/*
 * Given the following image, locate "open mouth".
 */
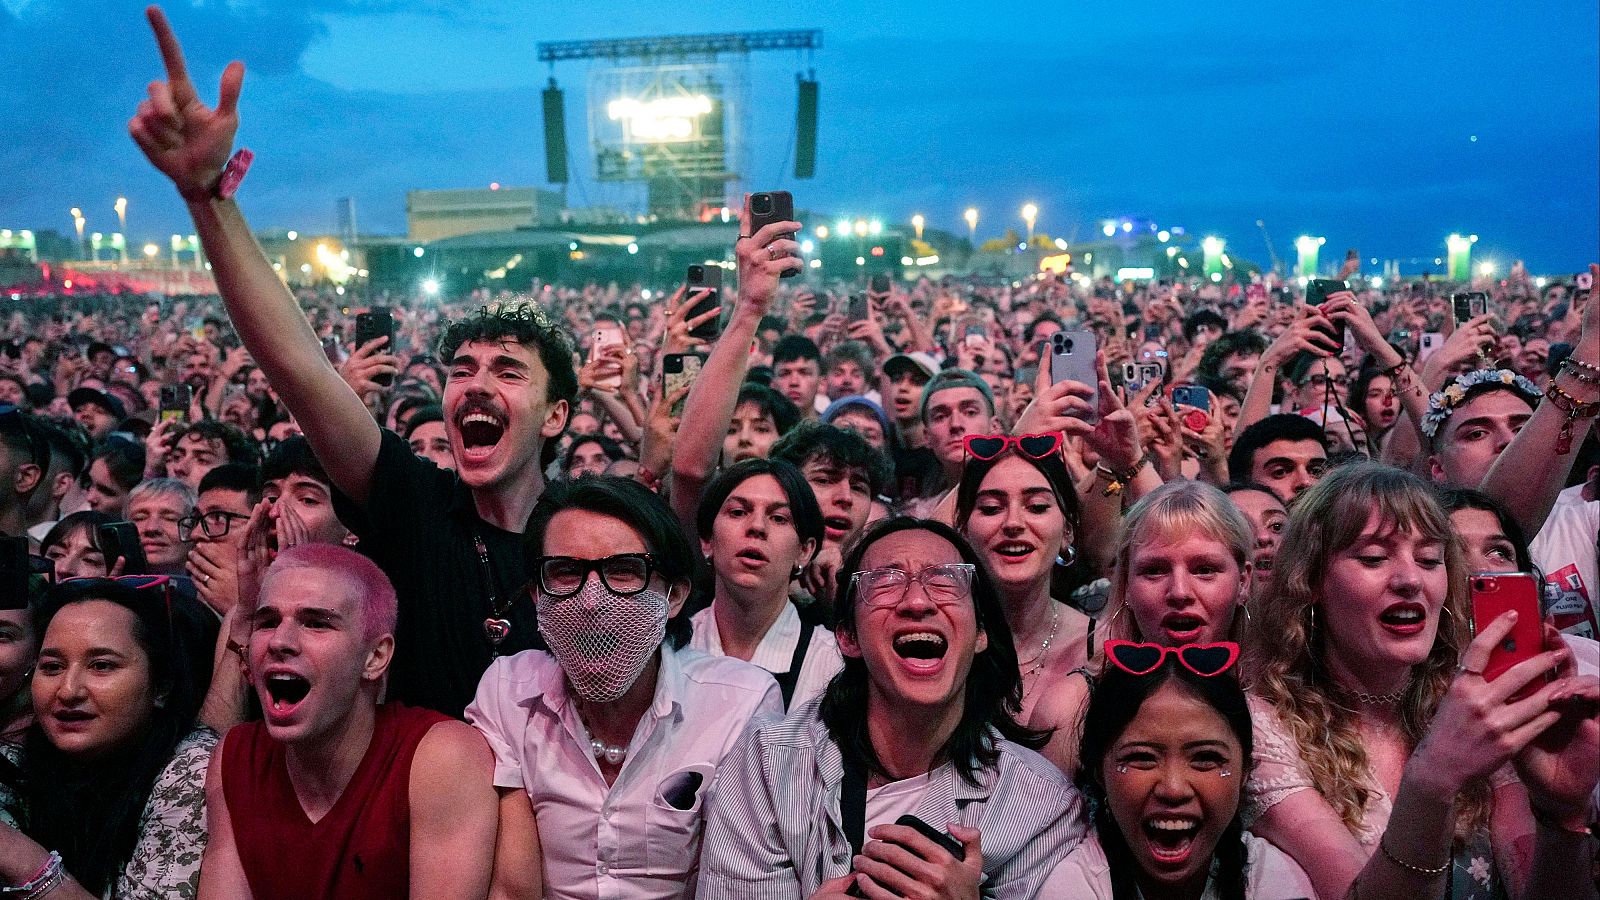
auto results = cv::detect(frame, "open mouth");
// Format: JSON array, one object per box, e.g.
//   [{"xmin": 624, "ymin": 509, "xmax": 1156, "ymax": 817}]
[
  {"xmin": 1255, "ymin": 552, "xmax": 1274, "ymax": 573},
  {"xmin": 1379, "ymin": 602, "xmax": 1427, "ymax": 635},
  {"xmin": 823, "ymin": 517, "xmax": 853, "ymax": 542},
  {"xmin": 52, "ymin": 709, "xmax": 95, "ymax": 728},
  {"xmin": 457, "ymin": 409, "xmax": 506, "ymax": 453},
  {"xmin": 893, "ymin": 631, "xmax": 948, "ymax": 672},
  {"xmin": 1142, "ymin": 817, "xmax": 1200, "ymax": 865},
  {"xmin": 264, "ymin": 673, "xmax": 312, "ymax": 715},
  {"xmin": 992, "ymin": 541, "xmax": 1035, "ymax": 561},
  {"xmin": 734, "ymin": 547, "xmax": 769, "ymax": 566},
  {"xmin": 1160, "ymin": 612, "xmax": 1206, "ymax": 642}
]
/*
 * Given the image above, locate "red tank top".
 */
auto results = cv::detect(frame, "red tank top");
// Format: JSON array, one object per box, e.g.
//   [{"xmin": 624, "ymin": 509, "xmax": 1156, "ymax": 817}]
[{"xmin": 221, "ymin": 703, "xmax": 449, "ymax": 900}]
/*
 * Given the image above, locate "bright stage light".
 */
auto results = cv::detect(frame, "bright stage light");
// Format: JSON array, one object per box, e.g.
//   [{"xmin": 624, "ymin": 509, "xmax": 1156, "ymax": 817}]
[
  {"xmin": 607, "ymin": 94, "xmax": 713, "ymax": 141},
  {"xmin": 422, "ymin": 278, "xmax": 441, "ymax": 296}
]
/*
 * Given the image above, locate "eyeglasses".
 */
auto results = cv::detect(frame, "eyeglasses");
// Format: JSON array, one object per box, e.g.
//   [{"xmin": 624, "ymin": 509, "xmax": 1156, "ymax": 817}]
[
  {"xmin": 1104, "ymin": 640, "xmax": 1240, "ymax": 677},
  {"xmin": 963, "ymin": 433, "xmax": 1061, "ymax": 461},
  {"xmin": 851, "ymin": 563, "xmax": 976, "ymax": 609},
  {"xmin": 1304, "ymin": 374, "xmax": 1350, "ymax": 389},
  {"xmin": 177, "ymin": 511, "xmax": 252, "ymax": 542},
  {"xmin": 534, "ymin": 554, "xmax": 656, "ymax": 598}
]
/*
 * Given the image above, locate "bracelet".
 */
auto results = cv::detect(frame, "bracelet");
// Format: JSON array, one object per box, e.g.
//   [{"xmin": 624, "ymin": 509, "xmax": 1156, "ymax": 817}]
[
  {"xmin": 1094, "ymin": 454, "xmax": 1149, "ymax": 497},
  {"xmin": 226, "ymin": 638, "xmax": 247, "ymax": 659},
  {"xmin": 1563, "ymin": 356, "xmax": 1600, "ymax": 377},
  {"xmin": 1545, "ymin": 381, "xmax": 1600, "ymax": 455},
  {"xmin": 1, "ymin": 851, "xmax": 63, "ymax": 898},
  {"xmin": 1559, "ymin": 358, "xmax": 1600, "ymax": 386},
  {"xmin": 1377, "ymin": 837, "xmax": 1449, "ymax": 877}
]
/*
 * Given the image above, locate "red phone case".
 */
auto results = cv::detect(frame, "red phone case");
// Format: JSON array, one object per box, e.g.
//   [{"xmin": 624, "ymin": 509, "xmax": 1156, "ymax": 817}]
[{"xmin": 1469, "ymin": 573, "xmax": 1546, "ymax": 696}]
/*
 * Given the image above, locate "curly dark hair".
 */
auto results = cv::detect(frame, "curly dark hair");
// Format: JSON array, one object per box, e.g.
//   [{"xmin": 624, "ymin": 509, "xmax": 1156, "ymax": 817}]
[{"xmin": 436, "ymin": 302, "xmax": 579, "ymax": 409}]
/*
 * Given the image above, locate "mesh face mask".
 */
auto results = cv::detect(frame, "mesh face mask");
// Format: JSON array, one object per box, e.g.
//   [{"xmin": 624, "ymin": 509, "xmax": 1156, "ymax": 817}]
[{"xmin": 537, "ymin": 578, "xmax": 667, "ymax": 703}]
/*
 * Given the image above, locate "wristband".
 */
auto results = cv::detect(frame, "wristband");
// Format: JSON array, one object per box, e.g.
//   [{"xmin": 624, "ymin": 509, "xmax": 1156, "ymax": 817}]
[
  {"xmin": 214, "ymin": 148, "xmax": 254, "ymax": 200},
  {"xmin": 1377, "ymin": 837, "xmax": 1449, "ymax": 877}
]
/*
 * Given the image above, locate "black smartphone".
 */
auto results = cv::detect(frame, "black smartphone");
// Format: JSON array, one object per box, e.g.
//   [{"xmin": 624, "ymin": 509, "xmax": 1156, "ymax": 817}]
[
  {"xmin": 847, "ymin": 293, "xmax": 871, "ymax": 323},
  {"xmin": 749, "ymin": 191, "xmax": 798, "ymax": 279},
  {"xmin": 1305, "ymin": 278, "xmax": 1348, "ymax": 307},
  {"xmin": 159, "ymin": 384, "xmax": 192, "ymax": 423},
  {"xmin": 685, "ymin": 265, "xmax": 724, "ymax": 342},
  {"xmin": 869, "ymin": 273, "xmax": 891, "ymax": 294},
  {"xmin": 1453, "ymin": 291, "xmax": 1488, "ymax": 325},
  {"xmin": 355, "ymin": 308, "xmax": 396, "ymax": 387},
  {"xmin": 98, "ymin": 521, "xmax": 147, "ymax": 576},
  {"xmin": 894, "ymin": 815, "xmax": 966, "ymax": 861}
]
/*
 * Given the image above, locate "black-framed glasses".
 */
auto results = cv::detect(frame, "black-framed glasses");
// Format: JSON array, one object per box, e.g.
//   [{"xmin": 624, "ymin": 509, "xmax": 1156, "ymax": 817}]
[
  {"xmin": 534, "ymin": 554, "xmax": 656, "ymax": 598},
  {"xmin": 850, "ymin": 563, "xmax": 976, "ymax": 609},
  {"xmin": 178, "ymin": 511, "xmax": 252, "ymax": 542}
]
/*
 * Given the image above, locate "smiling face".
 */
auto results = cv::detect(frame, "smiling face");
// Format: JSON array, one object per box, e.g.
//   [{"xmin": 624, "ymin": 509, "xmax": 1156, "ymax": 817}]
[
  {"xmin": 1449, "ymin": 508, "xmax": 1520, "ymax": 575},
  {"xmin": 798, "ymin": 457, "xmax": 870, "ymax": 548},
  {"xmin": 1227, "ymin": 489, "xmax": 1286, "ymax": 579},
  {"xmin": 1319, "ymin": 514, "xmax": 1449, "ymax": 677},
  {"xmin": 703, "ymin": 474, "xmax": 813, "ymax": 599},
  {"xmin": 838, "ymin": 529, "xmax": 988, "ymax": 714},
  {"xmin": 34, "ymin": 600, "xmax": 158, "ymax": 760},
  {"xmin": 963, "ymin": 455, "xmax": 1069, "ymax": 597},
  {"xmin": 129, "ymin": 491, "xmax": 192, "ymax": 575},
  {"xmin": 723, "ymin": 401, "xmax": 780, "ymax": 464},
  {"xmin": 444, "ymin": 339, "xmax": 568, "ymax": 491},
  {"xmin": 1429, "ymin": 390, "xmax": 1533, "ymax": 488},
  {"xmin": 1103, "ymin": 681, "xmax": 1242, "ymax": 893},
  {"xmin": 1124, "ymin": 525, "xmax": 1247, "ymax": 646},
  {"xmin": 251, "ymin": 565, "xmax": 390, "ymax": 744}
]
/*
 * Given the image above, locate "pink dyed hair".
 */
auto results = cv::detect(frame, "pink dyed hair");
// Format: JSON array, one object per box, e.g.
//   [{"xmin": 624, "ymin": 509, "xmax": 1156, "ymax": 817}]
[{"xmin": 261, "ymin": 543, "xmax": 397, "ymax": 642}]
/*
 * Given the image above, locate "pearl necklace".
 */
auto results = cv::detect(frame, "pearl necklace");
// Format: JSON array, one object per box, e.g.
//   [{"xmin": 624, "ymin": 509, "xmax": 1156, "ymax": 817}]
[
  {"xmin": 1019, "ymin": 603, "xmax": 1061, "ymax": 692},
  {"xmin": 589, "ymin": 737, "xmax": 628, "ymax": 766}
]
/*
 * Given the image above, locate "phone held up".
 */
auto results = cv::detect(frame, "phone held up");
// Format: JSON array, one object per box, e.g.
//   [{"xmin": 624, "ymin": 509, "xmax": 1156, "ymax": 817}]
[
  {"xmin": 661, "ymin": 352, "xmax": 705, "ymax": 417},
  {"xmin": 749, "ymin": 191, "xmax": 798, "ymax": 279},
  {"xmin": 1469, "ymin": 572, "xmax": 1548, "ymax": 700},
  {"xmin": 159, "ymin": 384, "xmax": 192, "ymax": 423},
  {"xmin": 98, "ymin": 521, "xmax": 148, "ymax": 576},
  {"xmin": 354, "ymin": 307, "xmax": 396, "ymax": 387},
  {"xmin": 1452, "ymin": 291, "xmax": 1489, "ymax": 327},
  {"xmin": 684, "ymin": 265, "xmax": 723, "ymax": 342},
  {"xmin": 1049, "ymin": 331, "xmax": 1099, "ymax": 423}
]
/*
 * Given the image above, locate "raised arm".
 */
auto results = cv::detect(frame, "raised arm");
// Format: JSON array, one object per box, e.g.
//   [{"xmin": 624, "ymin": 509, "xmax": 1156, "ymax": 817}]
[
  {"xmin": 1234, "ymin": 308, "xmax": 1340, "ymax": 434},
  {"xmin": 129, "ymin": 6, "xmax": 380, "ymax": 505},
  {"xmin": 1481, "ymin": 264, "xmax": 1600, "ymax": 536},
  {"xmin": 669, "ymin": 199, "xmax": 802, "ymax": 526}
]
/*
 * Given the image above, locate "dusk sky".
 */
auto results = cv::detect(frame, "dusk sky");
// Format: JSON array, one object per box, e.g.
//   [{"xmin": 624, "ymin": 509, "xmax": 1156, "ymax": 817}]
[{"xmin": 4, "ymin": 0, "xmax": 1596, "ymax": 273}]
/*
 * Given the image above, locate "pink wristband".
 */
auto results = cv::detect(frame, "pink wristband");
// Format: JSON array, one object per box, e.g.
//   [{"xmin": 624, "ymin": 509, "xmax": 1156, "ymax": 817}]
[{"xmin": 215, "ymin": 148, "xmax": 253, "ymax": 200}]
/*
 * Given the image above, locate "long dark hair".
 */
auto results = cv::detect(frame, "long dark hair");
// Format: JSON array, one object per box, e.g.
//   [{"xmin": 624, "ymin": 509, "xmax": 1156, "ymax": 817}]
[
  {"xmin": 952, "ymin": 445, "xmax": 1086, "ymax": 594},
  {"xmin": 20, "ymin": 578, "xmax": 217, "ymax": 894},
  {"xmin": 820, "ymin": 517, "xmax": 1048, "ymax": 785},
  {"xmin": 1077, "ymin": 663, "xmax": 1253, "ymax": 900}
]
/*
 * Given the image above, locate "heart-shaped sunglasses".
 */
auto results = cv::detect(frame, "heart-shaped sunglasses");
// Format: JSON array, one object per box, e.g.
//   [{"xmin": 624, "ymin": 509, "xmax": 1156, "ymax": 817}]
[
  {"xmin": 1103, "ymin": 640, "xmax": 1240, "ymax": 677},
  {"xmin": 962, "ymin": 433, "xmax": 1062, "ymax": 461}
]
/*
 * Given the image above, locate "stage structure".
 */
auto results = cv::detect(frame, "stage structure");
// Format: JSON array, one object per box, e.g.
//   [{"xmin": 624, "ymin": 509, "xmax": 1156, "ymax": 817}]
[{"xmin": 537, "ymin": 30, "xmax": 821, "ymax": 222}]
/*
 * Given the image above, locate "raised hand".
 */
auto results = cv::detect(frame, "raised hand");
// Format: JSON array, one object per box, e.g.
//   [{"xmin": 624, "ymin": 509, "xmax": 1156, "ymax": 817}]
[
  {"xmin": 734, "ymin": 195, "xmax": 802, "ymax": 316},
  {"xmin": 128, "ymin": 6, "xmax": 245, "ymax": 202}
]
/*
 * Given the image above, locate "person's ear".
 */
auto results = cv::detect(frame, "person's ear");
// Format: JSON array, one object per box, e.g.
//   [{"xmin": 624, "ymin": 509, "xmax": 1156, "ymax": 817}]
[
  {"xmin": 974, "ymin": 627, "xmax": 989, "ymax": 655},
  {"xmin": 13, "ymin": 463, "xmax": 41, "ymax": 496},
  {"xmin": 1426, "ymin": 453, "xmax": 1446, "ymax": 484},
  {"xmin": 540, "ymin": 398, "xmax": 570, "ymax": 442},
  {"xmin": 836, "ymin": 625, "xmax": 862, "ymax": 659},
  {"xmin": 666, "ymin": 579, "xmax": 692, "ymax": 619},
  {"xmin": 1239, "ymin": 560, "xmax": 1254, "ymax": 602},
  {"xmin": 363, "ymin": 634, "xmax": 395, "ymax": 682},
  {"xmin": 801, "ymin": 538, "xmax": 819, "ymax": 568},
  {"xmin": 700, "ymin": 538, "xmax": 713, "ymax": 561}
]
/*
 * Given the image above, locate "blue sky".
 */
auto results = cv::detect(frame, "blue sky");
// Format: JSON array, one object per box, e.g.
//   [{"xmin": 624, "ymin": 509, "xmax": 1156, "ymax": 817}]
[{"xmin": 3, "ymin": 0, "xmax": 1596, "ymax": 273}]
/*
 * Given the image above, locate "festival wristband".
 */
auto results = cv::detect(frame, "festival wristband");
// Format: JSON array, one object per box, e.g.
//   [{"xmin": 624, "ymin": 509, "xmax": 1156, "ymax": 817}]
[{"xmin": 215, "ymin": 148, "xmax": 254, "ymax": 200}]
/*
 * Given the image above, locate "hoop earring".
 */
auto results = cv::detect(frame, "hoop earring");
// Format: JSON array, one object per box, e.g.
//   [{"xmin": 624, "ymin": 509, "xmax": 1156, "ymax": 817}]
[
  {"xmin": 1056, "ymin": 545, "xmax": 1077, "ymax": 567},
  {"xmin": 791, "ymin": 565, "xmax": 804, "ymax": 581}
]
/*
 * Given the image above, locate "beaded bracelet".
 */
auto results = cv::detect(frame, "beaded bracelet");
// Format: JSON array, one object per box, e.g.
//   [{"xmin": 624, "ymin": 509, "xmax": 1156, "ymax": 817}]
[
  {"xmin": 1559, "ymin": 357, "xmax": 1600, "ymax": 386},
  {"xmin": 1094, "ymin": 454, "xmax": 1150, "ymax": 497},
  {"xmin": 1378, "ymin": 838, "xmax": 1449, "ymax": 877}
]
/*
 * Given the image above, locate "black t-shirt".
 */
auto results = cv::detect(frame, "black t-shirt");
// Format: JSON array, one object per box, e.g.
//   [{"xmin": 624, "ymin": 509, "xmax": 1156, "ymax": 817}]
[
  {"xmin": 333, "ymin": 429, "xmax": 540, "ymax": 717},
  {"xmin": 891, "ymin": 445, "xmax": 942, "ymax": 505}
]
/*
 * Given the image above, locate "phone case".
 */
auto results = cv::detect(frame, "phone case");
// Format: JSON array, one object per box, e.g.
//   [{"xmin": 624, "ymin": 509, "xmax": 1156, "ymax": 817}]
[
  {"xmin": 1049, "ymin": 331, "xmax": 1099, "ymax": 423},
  {"xmin": 662, "ymin": 353, "xmax": 704, "ymax": 413},
  {"xmin": 1469, "ymin": 572, "xmax": 1547, "ymax": 696},
  {"xmin": 685, "ymin": 267, "xmax": 723, "ymax": 341},
  {"xmin": 894, "ymin": 815, "xmax": 965, "ymax": 860},
  {"xmin": 749, "ymin": 192, "xmax": 798, "ymax": 279},
  {"xmin": 1172, "ymin": 385, "xmax": 1210, "ymax": 411}
]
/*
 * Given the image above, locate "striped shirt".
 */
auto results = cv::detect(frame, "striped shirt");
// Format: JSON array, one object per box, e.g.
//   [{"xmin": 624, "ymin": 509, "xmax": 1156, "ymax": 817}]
[{"xmin": 696, "ymin": 697, "xmax": 1087, "ymax": 899}]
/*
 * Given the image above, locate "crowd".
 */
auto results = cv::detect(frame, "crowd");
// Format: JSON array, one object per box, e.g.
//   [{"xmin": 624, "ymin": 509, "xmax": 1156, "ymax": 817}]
[{"xmin": 0, "ymin": 7, "xmax": 1596, "ymax": 900}]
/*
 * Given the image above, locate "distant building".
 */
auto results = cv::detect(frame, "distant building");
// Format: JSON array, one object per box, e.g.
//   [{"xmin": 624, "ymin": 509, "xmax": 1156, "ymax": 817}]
[{"xmin": 406, "ymin": 187, "xmax": 564, "ymax": 242}]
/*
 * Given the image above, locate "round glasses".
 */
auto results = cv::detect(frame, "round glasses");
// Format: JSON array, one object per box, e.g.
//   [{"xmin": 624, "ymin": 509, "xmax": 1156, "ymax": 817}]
[
  {"xmin": 850, "ymin": 563, "xmax": 976, "ymax": 609},
  {"xmin": 534, "ymin": 554, "xmax": 655, "ymax": 598}
]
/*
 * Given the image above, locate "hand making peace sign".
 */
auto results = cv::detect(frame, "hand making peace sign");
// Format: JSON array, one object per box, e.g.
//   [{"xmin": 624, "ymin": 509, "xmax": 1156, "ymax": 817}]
[{"xmin": 128, "ymin": 6, "xmax": 246, "ymax": 202}]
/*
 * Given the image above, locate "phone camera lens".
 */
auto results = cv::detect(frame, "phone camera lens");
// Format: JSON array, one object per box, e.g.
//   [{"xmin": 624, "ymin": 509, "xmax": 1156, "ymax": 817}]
[{"xmin": 1063, "ymin": 339, "xmax": 1074, "ymax": 352}]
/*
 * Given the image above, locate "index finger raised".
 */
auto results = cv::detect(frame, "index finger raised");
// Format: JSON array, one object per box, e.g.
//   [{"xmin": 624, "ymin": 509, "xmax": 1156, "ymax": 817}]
[{"xmin": 146, "ymin": 7, "xmax": 195, "ymax": 92}]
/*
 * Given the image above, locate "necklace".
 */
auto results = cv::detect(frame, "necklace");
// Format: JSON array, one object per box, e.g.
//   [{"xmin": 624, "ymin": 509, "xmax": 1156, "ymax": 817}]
[
  {"xmin": 474, "ymin": 531, "xmax": 514, "ymax": 653},
  {"xmin": 588, "ymin": 737, "xmax": 628, "ymax": 766},
  {"xmin": 1019, "ymin": 603, "xmax": 1061, "ymax": 688},
  {"xmin": 1337, "ymin": 683, "xmax": 1406, "ymax": 706}
]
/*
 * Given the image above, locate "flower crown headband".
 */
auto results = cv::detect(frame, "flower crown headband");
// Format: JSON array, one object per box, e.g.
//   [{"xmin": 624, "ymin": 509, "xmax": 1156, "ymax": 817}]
[{"xmin": 1420, "ymin": 368, "xmax": 1541, "ymax": 439}]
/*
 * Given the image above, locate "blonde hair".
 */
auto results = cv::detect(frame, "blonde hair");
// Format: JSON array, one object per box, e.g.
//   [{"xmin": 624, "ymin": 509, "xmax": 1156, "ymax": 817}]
[
  {"xmin": 1246, "ymin": 461, "xmax": 1490, "ymax": 836},
  {"xmin": 1101, "ymin": 480, "xmax": 1254, "ymax": 646}
]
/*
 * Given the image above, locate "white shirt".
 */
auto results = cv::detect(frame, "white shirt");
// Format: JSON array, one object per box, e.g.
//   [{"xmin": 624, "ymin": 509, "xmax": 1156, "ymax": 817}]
[
  {"xmin": 466, "ymin": 644, "xmax": 782, "ymax": 900},
  {"xmin": 690, "ymin": 602, "xmax": 844, "ymax": 711},
  {"xmin": 865, "ymin": 767, "xmax": 936, "ymax": 833},
  {"xmin": 1041, "ymin": 830, "xmax": 1316, "ymax": 899},
  {"xmin": 1531, "ymin": 484, "xmax": 1600, "ymax": 640}
]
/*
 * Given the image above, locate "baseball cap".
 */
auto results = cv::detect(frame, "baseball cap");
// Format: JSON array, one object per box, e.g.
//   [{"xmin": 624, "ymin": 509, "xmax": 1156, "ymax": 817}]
[
  {"xmin": 883, "ymin": 351, "xmax": 938, "ymax": 381},
  {"xmin": 919, "ymin": 368, "xmax": 995, "ymax": 422}
]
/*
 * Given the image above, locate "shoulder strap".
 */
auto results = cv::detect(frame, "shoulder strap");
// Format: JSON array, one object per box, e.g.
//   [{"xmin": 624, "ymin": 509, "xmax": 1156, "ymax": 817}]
[
  {"xmin": 775, "ymin": 619, "xmax": 817, "ymax": 708},
  {"xmin": 840, "ymin": 749, "xmax": 868, "ymax": 858}
]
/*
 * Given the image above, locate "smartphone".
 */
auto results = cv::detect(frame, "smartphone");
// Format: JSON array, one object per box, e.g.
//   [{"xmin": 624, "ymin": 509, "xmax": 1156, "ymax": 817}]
[
  {"xmin": 1172, "ymin": 384, "xmax": 1210, "ymax": 412},
  {"xmin": 159, "ymin": 384, "xmax": 192, "ymax": 423},
  {"xmin": 98, "ymin": 521, "xmax": 148, "ymax": 576},
  {"xmin": 847, "ymin": 293, "xmax": 871, "ymax": 323},
  {"xmin": 589, "ymin": 328, "xmax": 624, "ymax": 392},
  {"xmin": 1270, "ymin": 288, "xmax": 1290, "ymax": 307},
  {"xmin": 1577, "ymin": 272, "xmax": 1594, "ymax": 291},
  {"xmin": 685, "ymin": 265, "xmax": 723, "ymax": 342},
  {"xmin": 1418, "ymin": 331, "xmax": 1444, "ymax": 365},
  {"xmin": 1122, "ymin": 362, "xmax": 1165, "ymax": 397},
  {"xmin": 894, "ymin": 815, "xmax": 966, "ymax": 861},
  {"xmin": 1453, "ymin": 291, "xmax": 1489, "ymax": 326},
  {"xmin": 963, "ymin": 324, "xmax": 986, "ymax": 349},
  {"xmin": 1305, "ymin": 278, "xmax": 1348, "ymax": 307},
  {"xmin": 1469, "ymin": 572, "xmax": 1549, "ymax": 699},
  {"xmin": 870, "ymin": 273, "xmax": 891, "ymax": 294},
  {"xmin": 354, "ymin": 308, "xmax": 396, "ymax": 387},
  {"xmin": 749, "ymin": 191, "xmax": 798, "ymax": 279},
  {"xmin": 1049, "ymin": 331, "xmax": 1099, "ymax": 422},
  {"xmin": 661, "ymin": 352, "xmax": 705, "ymax": 416}
]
